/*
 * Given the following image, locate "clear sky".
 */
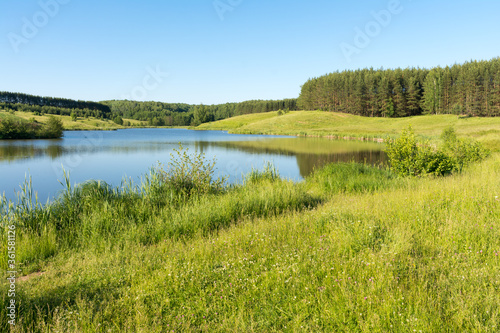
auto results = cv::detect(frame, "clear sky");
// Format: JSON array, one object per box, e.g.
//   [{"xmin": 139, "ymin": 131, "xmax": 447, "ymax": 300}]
[{"xmin": 1, "ymin": 0, "xmax": 499, "ymax": 105}]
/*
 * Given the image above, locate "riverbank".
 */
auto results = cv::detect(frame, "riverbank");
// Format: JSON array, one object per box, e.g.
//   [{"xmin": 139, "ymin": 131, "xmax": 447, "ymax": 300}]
[{"xmin": 196, "ymin": 111, "xmax": 500, "ymax": 151}]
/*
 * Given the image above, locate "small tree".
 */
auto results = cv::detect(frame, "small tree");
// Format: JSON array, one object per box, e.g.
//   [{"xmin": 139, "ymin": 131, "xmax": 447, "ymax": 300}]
[
  {"xmin": 44, "ymin": 116, "xmax": 64, "ymax": 139},
  {"xmin": 113, "ymin": 116, "xmax": 124, "ymax": 125},
  {"xmin": 384, "ymin": 126, "xmax": 423, "ymax": 176}
]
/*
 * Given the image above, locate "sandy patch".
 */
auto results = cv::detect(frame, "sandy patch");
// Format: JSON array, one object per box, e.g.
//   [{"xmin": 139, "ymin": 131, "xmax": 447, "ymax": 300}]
[{"xmin": 19, "ymin": 271, "xmax": 45, "ymax": 282}]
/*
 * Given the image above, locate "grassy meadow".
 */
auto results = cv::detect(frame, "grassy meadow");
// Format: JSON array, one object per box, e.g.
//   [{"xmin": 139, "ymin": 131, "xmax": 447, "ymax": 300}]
[
  {"xmin": 0, "ymin": 110, "xmax": 146, "ymax": 131},
  {"xmin": 1, "ymin": 136, "xmax": 499, "ymax": 331},
  {"xmin": 197, "ymin": 111, "xmax": 500, "ymax": 151}
]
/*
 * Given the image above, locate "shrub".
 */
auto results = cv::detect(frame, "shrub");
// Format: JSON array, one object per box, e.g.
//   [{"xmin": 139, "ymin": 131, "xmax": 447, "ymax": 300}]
[
  {"xmin": 440, "ymin": 126, "xmax": 490, "ymax": 172},
  {"xmin": 386, "ymin": 126, "xmax": 490, "ymax": 177},
  {"xmin": 157, "ymin": 144, "xmax": 227, "ymax": 196},
  {"xmin": 384, "ymin": 126, "xmax": 426, "ymax": 176},
  {"xmin": 42, "ymin": 116, "xmax": 64, "ymax": 139},
  {"xmin": 113, "ymin": 116, "xmax": 124, "ymax": 125},
  {"xmin": 420, "ymin": 148, "xmax": 455, "ymax": 176}
]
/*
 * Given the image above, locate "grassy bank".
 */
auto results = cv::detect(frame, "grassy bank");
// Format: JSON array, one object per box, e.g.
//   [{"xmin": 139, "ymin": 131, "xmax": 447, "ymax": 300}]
[
  {"xmin": 197, "ymin": 111, "xmax": 500, "ymax": 151},
  {"xmin": 0, "ymin": 110, "xmax": 147, "ymax": 132},
  {"xmin": 1, "ymin": 146, "xmax": 499, "ymax": 331}
]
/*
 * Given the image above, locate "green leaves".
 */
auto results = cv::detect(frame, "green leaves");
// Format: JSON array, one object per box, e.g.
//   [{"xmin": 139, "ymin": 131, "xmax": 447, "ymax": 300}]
[
  {"xmin": 43, "ymin": 116, "xmax": 64, "ymax": 138},
  {"xmin": 440, "ymin": 127, "xmax": 490, "ymax": 173},
  {"xmin": 385, "ymin": 126, "xmax": 490, "ymax": 177},
  {"xmin": 0, "ymin": 116, "xmax": 58, "ymax": 140},
  {"xmin": 158, "ymin": 144, "xmax": 227, "ymax": 197},
  {"xmin": 385, "ymin": 126, "xmax": 423, "ymax": 176}
]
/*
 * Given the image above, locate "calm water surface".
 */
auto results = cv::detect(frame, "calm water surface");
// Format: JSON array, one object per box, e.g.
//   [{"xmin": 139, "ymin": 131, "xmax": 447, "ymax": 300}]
[{"xmin": 0, "ymin": 129, "xmax": 386, "ymax": 203}]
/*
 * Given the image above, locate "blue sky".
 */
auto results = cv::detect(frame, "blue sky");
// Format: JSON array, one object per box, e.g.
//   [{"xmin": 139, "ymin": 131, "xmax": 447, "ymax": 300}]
[{"xmin": 1, "ymin": 0, "xmax": 499, "ymax": 104}]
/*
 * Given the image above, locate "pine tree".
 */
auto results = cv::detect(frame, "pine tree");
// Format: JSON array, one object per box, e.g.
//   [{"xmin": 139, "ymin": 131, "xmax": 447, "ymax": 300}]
[
  {"xmin": 406, "ymin": 77, "xmax": 421, "ymax": 116},
  {"xmin": 422, "ymin": 69, "xmax": 442, "ymax": 115}
]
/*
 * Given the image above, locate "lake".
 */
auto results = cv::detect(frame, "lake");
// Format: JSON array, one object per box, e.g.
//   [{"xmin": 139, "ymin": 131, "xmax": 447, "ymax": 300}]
[{"xmin": 0, "ymin": 129, "xmax": 386, "ymax": 203}]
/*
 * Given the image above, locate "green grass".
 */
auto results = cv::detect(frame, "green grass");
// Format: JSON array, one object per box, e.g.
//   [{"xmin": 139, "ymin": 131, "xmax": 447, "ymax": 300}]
[
  {"xmin": 0, "ymin": 110, "xmax": 147, "ymax": 131},
  {"xmin": 1, "ymin": 150, "xmax": 500, "ymax": 331},
  {"xmin": 198, "ymin": 111, "xmax": 500, "ymax": 151}
]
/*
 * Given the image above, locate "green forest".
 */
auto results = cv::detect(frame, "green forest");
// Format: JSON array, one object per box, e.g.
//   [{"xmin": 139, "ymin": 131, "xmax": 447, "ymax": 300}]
[
  {"xmin": 101, "ymin": 99, "xmax": 298, "ymax": 126},
  {"xmin": 1, "ymin": 94, "xmax": 298, "ymax": 129},
  {"xmin": 0, "ymin": 92, "xmax": 112, "ymax": 119},
  {"xmin": 297, "ymin": 57, "xmax": 500, "ymax": 117}
]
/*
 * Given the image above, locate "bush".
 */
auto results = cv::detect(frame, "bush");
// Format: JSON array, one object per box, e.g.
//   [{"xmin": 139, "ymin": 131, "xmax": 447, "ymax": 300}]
[
  {"xmin": 113, "ymin": 116, "xmax": 124, "ymax": 125},
  {"xmin": 420, "ymin": 148, "xmax": 455, "ymax": 176},
  {"xmin": 0, "ymin": 118, "xmax": 41, "ymax": 139},
  {"xmin": 0, "ymin": 116, "xmax": 64, "ymax": 140},
  {"xmin": 384, "ymin": 126, "xmax": 426, "ymax": 176},
  {"xmin": 440, "ymin": 126, "xmax": 490, "ymax": 172},
  {"xmin": 157, "ymin": 144, "xmax": 227, "ymax": 196},
  {"xmin": 42, "ymin": 116, "xmax": 64, "ymax": 138},
  {"xmin": 385, "ymin": 126, "xmax": 490, "ymax": 177}
]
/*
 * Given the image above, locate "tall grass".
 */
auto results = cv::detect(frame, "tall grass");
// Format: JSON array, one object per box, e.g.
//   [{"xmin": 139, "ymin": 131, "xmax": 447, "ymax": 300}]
[
  {"xmin": 307, "ymin": 162, "xmax": 399, "ymax": 195},
  {"xmin": 0, "ymin": 157, "xmax": 321, "ymax": 272}
]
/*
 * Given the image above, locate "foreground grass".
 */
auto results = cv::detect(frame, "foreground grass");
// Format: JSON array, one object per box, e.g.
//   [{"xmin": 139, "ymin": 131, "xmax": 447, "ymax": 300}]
[
  {"xmin": 1, "ymin": 156, "xmax": 500, "ymax": 332},
  {"xmin": 0, "ymin": 110, "xmax": 146, "ymax": 131},
  {"xmin": 197, "ymin": 111, "xmax": 500, "ymax": 151}
]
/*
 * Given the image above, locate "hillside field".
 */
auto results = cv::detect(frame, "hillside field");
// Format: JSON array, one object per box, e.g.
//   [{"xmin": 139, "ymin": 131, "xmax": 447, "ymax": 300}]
[
  {"xmin": 197, "ymin": 111, "xmax": 500, "ymax": 151},
  {"xmin": 0, "ymin": 110, "xmax": 146, "ymax": 131}
]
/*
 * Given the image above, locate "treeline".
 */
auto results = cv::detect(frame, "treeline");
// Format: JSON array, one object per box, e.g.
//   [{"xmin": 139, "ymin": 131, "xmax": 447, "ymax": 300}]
[
  {"xmin": 102, "ymin": 99, "xmax": 298, "ymax": 126},
  {"xmin": 0, "ymin": 91, "xmax": 111, "ymax": 114},
  {"xmin": 1, "ymin": 91, "xmax": 298, "ymax": 126},
  {"xmin": 298, "ymin": 57, "xmax": 500, "ymax": 117},
  {"xmin": 0, "ymin": 102, "xmax": 111, "ymax": 119},
  {"xmin": 101, "ymin": 100, "xmax": 194, "ymax": 126},
  {"xmin": 191, "ymin": 99, "xmax": 298, "ymax": 126}
]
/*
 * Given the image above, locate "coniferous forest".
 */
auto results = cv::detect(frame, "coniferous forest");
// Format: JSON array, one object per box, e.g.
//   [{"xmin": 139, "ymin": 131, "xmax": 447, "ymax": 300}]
[
  {"xmin": 298, "ymin": 58, "xmax": 500, "ymax": 117},
  {"xmin": 0, "ymin": 91, "xmax": 112, "ymax": 118}
]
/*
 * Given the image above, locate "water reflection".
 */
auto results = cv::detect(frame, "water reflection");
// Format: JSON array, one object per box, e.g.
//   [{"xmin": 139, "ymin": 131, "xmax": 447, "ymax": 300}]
[
  {"xmin": 295, "ymin": 150, "xmax": 387, "ymax": 177},
  {"xmin": 0, "ymin": 129, "xmax": 386, "ymax": 202},
  {"xmin": 202, "ymin": 138, "xmax": 387, "ymax": 177}
]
